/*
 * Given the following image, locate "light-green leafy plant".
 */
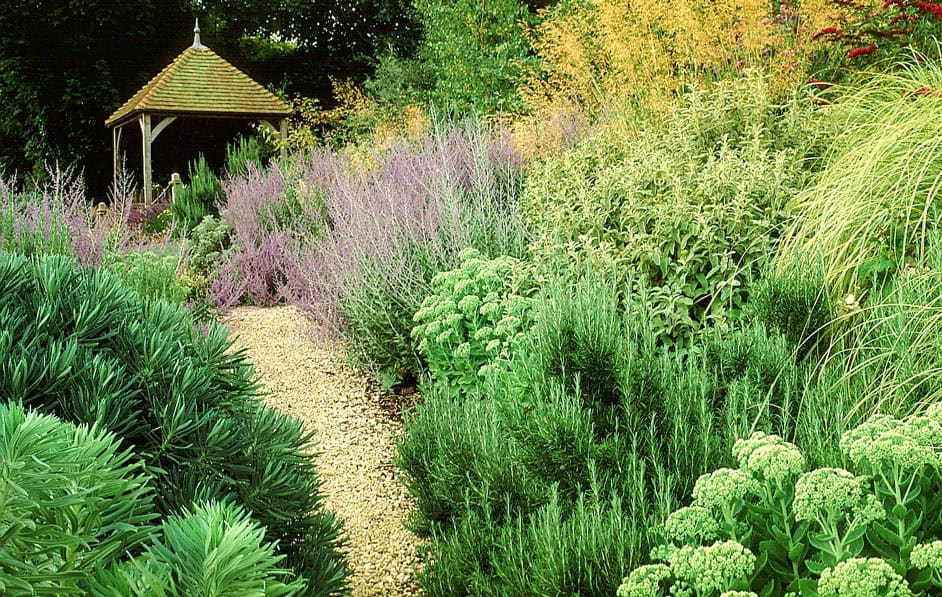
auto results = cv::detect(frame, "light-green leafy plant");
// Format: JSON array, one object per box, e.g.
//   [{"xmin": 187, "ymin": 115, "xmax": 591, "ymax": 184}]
[
  {"xmin": 102, "ymin": 249, "xmax": 188, "ymax": 303},
  {"xmin": 412, "ymin": 248, "xmax": 532, "ymax": 393},
  {"xmin": 620, "ymin": 408, "xmax": 942, "ymax": 595},
  {"xmin": 522, "ymin": 75, "xmax": 825, "ymax": 345},
  {"xmin": 0, "ymin": 401, "xmax": 156, "ymax": 594}
]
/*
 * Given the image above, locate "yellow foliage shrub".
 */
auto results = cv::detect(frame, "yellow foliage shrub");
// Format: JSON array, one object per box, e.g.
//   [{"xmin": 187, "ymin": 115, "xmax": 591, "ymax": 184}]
[
  {"xmin": 522, "ymin": 0, "xmax": 841, "ymax": 117},
  {"xmin": 282, "ymin": 78, "xmax": 430, "ymax": 153}
]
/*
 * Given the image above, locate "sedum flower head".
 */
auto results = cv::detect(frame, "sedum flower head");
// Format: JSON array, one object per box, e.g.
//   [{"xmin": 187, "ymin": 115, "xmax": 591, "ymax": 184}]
[
  {"xmin": 911, "ymin": 540, "xmax": 942, "ymax": 572},
  {"xmin": 792, "ymin": 468, "xmax": 884, "ymax": 525},
  {"xmin": 454, "ymin": 278, "xmax": 477, "ymax": 297},
  {"xmin": 454, "ymin": 342, "xmax": 471, "ymax": 358},
  {"xmin": 664, "ymin": 506, "xmax": 720, "ymax": 545},
  {"xmin": 924, "ymin": 402, "xmax": 942, "ymax": 425},
  {"xmin": 616, "ymin": 564, "xmax": 671, "ymax": 597},
  {"xmin": 720, "ymin": 592, "xmax": 758, "ymax": 597},
  {"xmin": 733, "ymin": 432, "xmax": 804, "ymax": 485},
  {"xmin": 480, "ymin": 301, "xmax": 502, "ymax": 319},
  {"xmin": 458, "ymin": 247, "xmax": 483, "ymax": 263},
  {"xmin": 669, "ymin": 540, "xmax": 756, "ymax": 595},
  {"xmin": 817, "ymin": 557, "xmax": 913, "ymax": 596},
  {"xmin": 692, "ymin": 468, "xmax": 758, "ymax": 511},
  {"xmin": 473, "ymin": 326, "xmax": 494, "ymax": 341},
  {"xmin": 457, "ymin": 294, "xmax": 482, "ymax": 316},
  {"xmin": 494, "ymin": 315, "xmax": 522, "ymax": 336},
  {"xmin": 841, "ymin": 415, "xmax": 939, "ymax": 474}
]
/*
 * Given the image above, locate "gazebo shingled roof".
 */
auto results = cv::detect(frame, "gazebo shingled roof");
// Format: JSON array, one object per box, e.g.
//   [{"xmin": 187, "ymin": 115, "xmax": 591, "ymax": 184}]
[{"xmin": 106, "ymin": 20, "xmax": 292, "ymax": 202}]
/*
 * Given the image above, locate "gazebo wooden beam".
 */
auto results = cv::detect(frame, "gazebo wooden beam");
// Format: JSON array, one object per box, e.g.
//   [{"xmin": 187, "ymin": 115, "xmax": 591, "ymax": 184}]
[
  {"xmin": 260, "ymin": 118, "xmax": 289, "ymax": 159},
  {"xmin": 112, "ymin": 125, "xmax": 124, "ymax": 191},
  {"xmin": 139, "ymin": 114, "xmax": 153, "ymax": 204},
  {"xmin": 138, "ymin": 114, "xmax": 177, "ymax": 204}
]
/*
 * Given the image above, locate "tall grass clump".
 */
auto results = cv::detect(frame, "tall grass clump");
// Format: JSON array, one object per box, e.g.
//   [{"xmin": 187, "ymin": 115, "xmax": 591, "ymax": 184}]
[
  {"xmin": 810, "ymin": 239, "xmax": 942, "ymax": 419},
  {"xmin": 780, "ymin": 54, "xmax": 942, "ymax": 297}
]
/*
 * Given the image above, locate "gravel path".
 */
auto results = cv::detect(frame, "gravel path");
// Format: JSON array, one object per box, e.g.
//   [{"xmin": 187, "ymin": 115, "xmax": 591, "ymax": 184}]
[{"xmin": 224, "ymin": 306, "xmax": 423, "ymax": 597}]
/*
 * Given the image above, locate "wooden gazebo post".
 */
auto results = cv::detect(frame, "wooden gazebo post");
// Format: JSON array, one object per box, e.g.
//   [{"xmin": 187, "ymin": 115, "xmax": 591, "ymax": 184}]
[{"xmin": 106, "ymin": 19, "xmax": 292, "ymax": 204}]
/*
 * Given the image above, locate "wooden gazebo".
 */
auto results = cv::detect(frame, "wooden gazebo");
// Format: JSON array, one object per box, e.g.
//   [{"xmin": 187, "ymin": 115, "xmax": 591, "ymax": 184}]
[{"xmin": 105, "ymin": 20, "xmax": 292, "ymax": 203}]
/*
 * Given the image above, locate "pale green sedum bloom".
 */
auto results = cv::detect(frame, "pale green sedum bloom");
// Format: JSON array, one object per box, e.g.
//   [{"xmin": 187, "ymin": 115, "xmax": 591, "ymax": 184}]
[{"xmin": 817, "ymin": 557, "xmax": 913, "ymax": 596}]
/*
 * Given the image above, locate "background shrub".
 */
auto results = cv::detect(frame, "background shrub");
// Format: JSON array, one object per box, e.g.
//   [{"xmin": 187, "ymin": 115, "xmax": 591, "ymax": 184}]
[
  {"xmin": 172, "ymin": 154, "xmax": 223, "ymax": 234},
  {"xmin": 523, "ymin": 0, "xmax": 838, "ymax": 116},
  {"xmin": 411, "ymin": 0, "xmax": 534, "ymax": 113},
  {"xmin": 522, "ymin": 75, "xmax": 826, "ymax": 345}
]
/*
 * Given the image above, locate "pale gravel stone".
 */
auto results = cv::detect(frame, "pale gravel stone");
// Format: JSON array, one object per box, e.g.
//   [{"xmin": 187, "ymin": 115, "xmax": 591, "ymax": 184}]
[{"xmin": 224, "ymin": 306, "xmax": 424, "ymax": 597}]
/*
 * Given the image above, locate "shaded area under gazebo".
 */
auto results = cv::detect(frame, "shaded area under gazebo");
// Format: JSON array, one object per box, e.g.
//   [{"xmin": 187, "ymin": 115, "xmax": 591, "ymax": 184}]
[{"xmin": 105, "ymin": 21, "xmax": 292, "ymax": 203}]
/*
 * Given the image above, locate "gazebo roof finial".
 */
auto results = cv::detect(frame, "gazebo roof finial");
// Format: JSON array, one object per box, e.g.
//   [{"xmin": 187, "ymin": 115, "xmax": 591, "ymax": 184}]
[{"xmin": 192, "ymin": 18, "xmax": 205, "ymax": 50}]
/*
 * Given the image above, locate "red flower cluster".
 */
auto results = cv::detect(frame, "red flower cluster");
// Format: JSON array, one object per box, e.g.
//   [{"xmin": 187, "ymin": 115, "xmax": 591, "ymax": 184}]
[
  {"xmin": 883, "ymin": 0, "xmax": 905, "ymax": 7},
  {"xmin": 813, "ymin": 26, "xmax": 843, "ymax": 39},
  {"xmin": 914, "ymin": 1, "xmax": 942, "ymax": 17},
  {"xmin": 847, "ymin": 44, "xmax": 877, "ymax": 58}
]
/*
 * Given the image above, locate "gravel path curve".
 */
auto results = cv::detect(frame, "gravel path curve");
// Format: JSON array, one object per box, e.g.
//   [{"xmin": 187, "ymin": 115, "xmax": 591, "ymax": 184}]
[{"xmin": 224, "ymin": 306, "xmax": 423, "ymax": 597}]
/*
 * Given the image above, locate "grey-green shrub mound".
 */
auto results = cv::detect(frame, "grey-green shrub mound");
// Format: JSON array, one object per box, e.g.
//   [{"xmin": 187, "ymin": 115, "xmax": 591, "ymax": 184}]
[
  {"xmin": 0, "ymin": 251, "xmax": 348, "ymax": 596},
  {"xmin": 521, "ymin": 75, "xmax": 827, "ymax": 346}
]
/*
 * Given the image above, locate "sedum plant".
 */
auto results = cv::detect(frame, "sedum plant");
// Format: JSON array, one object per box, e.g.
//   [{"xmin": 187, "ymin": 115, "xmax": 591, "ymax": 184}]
[
  {"xmin": 412, "ymin": 248, "xmax": 532, "ymax": 393},
  {"xmin": 619, "ymin": 408, "xmax": 942, "ymax": 596}
]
